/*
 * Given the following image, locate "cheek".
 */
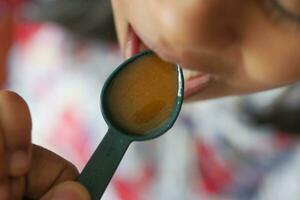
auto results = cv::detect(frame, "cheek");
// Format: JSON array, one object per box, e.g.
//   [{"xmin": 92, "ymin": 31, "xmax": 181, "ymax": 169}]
[
  {"xmin": 160, "ymin": 1, "xmax": 242, "ymax": 52},
  {"xmin": 244, "ymin": 40, "xmax": 300, "ymax": 86},
  {"xmin": 242, "ymin": 7, "xmax": 300, "ymax": 87}
]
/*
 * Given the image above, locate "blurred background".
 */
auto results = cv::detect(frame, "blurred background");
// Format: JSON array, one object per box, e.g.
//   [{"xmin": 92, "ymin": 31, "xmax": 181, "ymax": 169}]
[{"xmin": 2, "ymin": 1, "xmax": 300, "ymax": 200}]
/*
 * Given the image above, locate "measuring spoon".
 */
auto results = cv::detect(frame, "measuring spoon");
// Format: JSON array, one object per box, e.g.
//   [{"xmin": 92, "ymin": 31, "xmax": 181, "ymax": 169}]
[{"xmin": 77, "ymin": 50, "xmax": 184, "ymax": 200}]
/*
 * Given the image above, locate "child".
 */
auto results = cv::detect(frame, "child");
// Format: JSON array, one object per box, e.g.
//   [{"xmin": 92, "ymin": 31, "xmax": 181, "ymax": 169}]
[
  {"xmin": 111, "ymin": 0, "xmax": 300, "ymax": 101},
  {"xmin": 2, "ymin": 0, "xmax": 300, "ymax": 199}
]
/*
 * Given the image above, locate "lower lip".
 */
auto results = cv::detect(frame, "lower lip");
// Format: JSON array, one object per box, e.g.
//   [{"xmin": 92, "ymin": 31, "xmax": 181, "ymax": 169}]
[
  {"xmin": 125, "ymin": 27, "xmax": 212, "ymax": 100},
  {"xmin": 184, "ymin": 74, "xmax": 211, "ymax": 99},
  {"xmin": 124, "ymin": 26, "xmax": 142, "ymax": 58}
]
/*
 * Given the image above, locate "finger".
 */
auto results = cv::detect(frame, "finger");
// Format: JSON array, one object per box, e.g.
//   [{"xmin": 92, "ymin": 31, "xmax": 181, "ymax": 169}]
[
  {"xmin": 41, "ymin": 181, "xmax": 90, "ymax": 200},
  {"xmin": 10, "ymin": 177, "xmax": 25, "ymax": 200},
  {"xmin": 25, "ymin": 145, "xmax": 87, "ymax": 199},
  {"xmin": 0, "ymin": 91, "xmax": 32, "ymax": 177},
  {"xmin": 0, "ymin": 127, "xmax": 9, "ymax": 200}
]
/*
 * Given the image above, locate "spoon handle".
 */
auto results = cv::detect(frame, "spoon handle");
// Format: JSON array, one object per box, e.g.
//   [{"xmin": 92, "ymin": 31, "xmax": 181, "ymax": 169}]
[{"xmin": 77, "ymin": 129, "xmax": 131, "ymax": 200}]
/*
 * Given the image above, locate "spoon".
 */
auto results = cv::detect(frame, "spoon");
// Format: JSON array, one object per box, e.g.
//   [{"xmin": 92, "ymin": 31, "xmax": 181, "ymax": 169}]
[{"xmin": 76, "ymin": 50, "xmax": 184, "ymax": 200}]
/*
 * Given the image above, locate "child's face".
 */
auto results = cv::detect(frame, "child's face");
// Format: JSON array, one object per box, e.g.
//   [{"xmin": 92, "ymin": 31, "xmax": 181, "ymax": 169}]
[{"xmin": 111, "ymin": 0, "xmax": 300, "ymax": 101}]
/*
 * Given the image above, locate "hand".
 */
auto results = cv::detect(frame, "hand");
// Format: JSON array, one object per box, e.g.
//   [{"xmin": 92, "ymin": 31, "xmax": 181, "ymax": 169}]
[{"xmin": 0, "ymin": 90, "xmax": 90, "ymax": 200}]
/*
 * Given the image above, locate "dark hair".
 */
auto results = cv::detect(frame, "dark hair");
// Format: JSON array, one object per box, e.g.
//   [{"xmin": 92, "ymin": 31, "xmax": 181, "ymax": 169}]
[{"xmin": 242, "ymin": 85, "xmax": 300, "ymax": 134}]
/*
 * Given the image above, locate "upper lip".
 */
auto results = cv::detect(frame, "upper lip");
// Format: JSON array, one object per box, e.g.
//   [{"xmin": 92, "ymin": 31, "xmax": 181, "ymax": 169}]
[
  {"xmin": 125, "ymin": 25, "xmax": 213, "ymax": 77},
  {"xmin": 131, "ymin": 26, "xmax": 215, "ymax": 74},
  {"xmin": 126, "ymin": 25, "xmax": 196, "ymax": 71},
  {"xmin": 125, "ymin": 25, "xmax": 214, "ymax": 99}
]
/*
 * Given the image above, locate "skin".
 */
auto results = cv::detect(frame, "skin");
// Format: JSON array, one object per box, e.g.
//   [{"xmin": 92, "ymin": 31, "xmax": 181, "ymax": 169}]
[
  {"xmin": 0, "ymin": 5, "xmax": 90, "ymax": 200},
  {"xmin": 1, "ymin": 0, "xmax": 300, "ymax": 198},
  {"xmin": 111, "ymin": 0, "xmax": 300, "ymax": 100},
  {"xmin": 0, "ymin": 91, "xmax": 90, "ymax": 200}
]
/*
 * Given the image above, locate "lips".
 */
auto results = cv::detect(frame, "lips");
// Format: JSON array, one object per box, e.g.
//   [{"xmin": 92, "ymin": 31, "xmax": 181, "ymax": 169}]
[
  {"xmin": 123, "ymin": 25, "xmax": 213, "ymax": 100},
  {"xmin": 123, "ymin": 26, "xmax": 149, "ymax": 59},
  {"xmin": 182, "ymin": 69, "xmax": 212, "ymax": 99}
]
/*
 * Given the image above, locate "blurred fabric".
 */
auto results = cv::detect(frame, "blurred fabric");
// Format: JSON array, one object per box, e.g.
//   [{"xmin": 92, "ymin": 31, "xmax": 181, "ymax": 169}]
[
  {"xmin": 24, "ymin": 0, "xmax": 116, "ymax": 41},
  {"xmin": 3, "ymin": 1, "xmax": 300, "ymax": 200}
]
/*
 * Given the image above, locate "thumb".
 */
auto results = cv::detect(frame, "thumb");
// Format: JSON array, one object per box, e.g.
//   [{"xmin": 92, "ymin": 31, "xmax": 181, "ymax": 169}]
[{"xmin": 41, "ymin": 181, "xmax": 90, "ymax": 200}]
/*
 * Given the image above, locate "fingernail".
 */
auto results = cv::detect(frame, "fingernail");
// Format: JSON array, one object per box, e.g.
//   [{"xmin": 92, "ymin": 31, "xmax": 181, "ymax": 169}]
[
  {"xmin": 9, "ymin": 151, "xmax": 29, "ymax": 176},
  {"xmin": 47, "ymin": 187, "xmax": 89, "ymax": 200},
  {"xmin": 48, "ymin": 191, "xmax": 70, "ymax": 200},
  {"xmin": 49, "ymin": 193, "xmax": 76, "ymax": 200}
]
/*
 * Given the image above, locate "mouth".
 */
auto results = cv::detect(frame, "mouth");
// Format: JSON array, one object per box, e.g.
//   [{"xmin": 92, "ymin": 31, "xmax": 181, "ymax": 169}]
[
  {"xmin": 182, "ymin": 69, "xmax": 213, "ymax": 99},
  {"xmin": 124, "ymin": 25, "xmax": 213, "ymax": 100},
  {"xmin": 123, "ymin": 26, "xmax": 148, "ymax": 59}
]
